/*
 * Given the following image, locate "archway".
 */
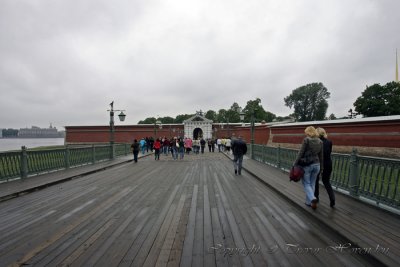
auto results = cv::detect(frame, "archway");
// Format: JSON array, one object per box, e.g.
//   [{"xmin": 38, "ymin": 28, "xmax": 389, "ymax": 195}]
[{"xmin": 193, "ymin": 128, "xmax": 203, "ymax": 140}]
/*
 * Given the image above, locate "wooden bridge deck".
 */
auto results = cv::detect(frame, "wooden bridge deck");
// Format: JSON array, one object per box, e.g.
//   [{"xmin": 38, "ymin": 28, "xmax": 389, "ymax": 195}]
[{"xmin": 0, "ymin": 151, "xmax": 398, "ymax": 266}]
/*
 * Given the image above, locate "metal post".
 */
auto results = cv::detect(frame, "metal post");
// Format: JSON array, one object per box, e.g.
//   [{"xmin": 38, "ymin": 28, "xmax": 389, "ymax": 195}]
[
  {"xmin": 109, "ymin": 102, "xmax": 115, "ymax": 159},
  {"xmin": 21, "ymin": 146, "xmax": 28, "ymax": 179},
  {"xmin": 349, "ymin": 148, "xmax": 359, "ymax": 197},
  {"xmin": 277, "ymin": 145, "xmax": 281, "ymax": 169},
  {"xmin": 65, "ymin": 145, "xmax": 70, "ymax": 169},
  {"xmin": 250, "ymin": 112, "xmax": 255, "ymax": 159},
  {"xmin": 262, "ymin": 144, "xmax": 266, "ymax": 163},
  {"xmin": 227, "ymin": 118, "xmax": 230, "ymax": 137},
  {"xmin": 92, "ymin": 145, "xmax": 96, "ymax": 164}
]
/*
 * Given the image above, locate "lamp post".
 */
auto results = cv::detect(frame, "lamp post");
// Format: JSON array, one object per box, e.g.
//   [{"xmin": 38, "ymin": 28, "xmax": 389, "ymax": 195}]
[
  {"xmin": 348, "ymin": 108, "xmax": 358, "ymax": 119},
  {"xmin": 154, "ymin": 118, "xmax": 162, "ymax": 139},
  {"xmin": 108, "ymin": 101, "xmax": 126, "ymax": 159},
  {"xmin": 250, "ymin": 109, "xmax": 255, "ymax": 159},
  {"xmin": 239, "ymin": 109, "xmax": 245, "ymax": 125},
  {"xmin": 227, "ymin": 118, "xmax": 230, "ymax": 137}
]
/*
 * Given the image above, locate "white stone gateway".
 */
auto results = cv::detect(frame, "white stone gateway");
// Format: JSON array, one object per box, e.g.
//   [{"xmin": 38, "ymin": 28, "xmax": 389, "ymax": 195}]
[{"xmin": 183, "ymin": 111, "xmax": 213, "ymax": 140}]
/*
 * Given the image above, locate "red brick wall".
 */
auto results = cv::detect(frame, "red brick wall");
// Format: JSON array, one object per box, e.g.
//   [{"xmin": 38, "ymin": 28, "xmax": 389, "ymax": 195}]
[
  {"xmin": 65, "ymin": 125, "xmax": 184, "ymax": 144},
  {"xmin": 269, "ymin": 120, "xmax": 400, "ymax": 148},
  {"xmin": 65, "ymin": 118, "xmax": 400, "ymax": 155}
]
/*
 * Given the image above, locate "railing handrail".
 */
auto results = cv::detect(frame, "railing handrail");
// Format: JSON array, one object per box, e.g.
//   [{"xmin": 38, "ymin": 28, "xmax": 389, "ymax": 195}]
[
  {"xmin": 0, "ymin": 143, "xmax": 131, "ymax": 182},
  {"xmin": 250, "ymin": 143, "xmax": 400, "ymax": 210}
]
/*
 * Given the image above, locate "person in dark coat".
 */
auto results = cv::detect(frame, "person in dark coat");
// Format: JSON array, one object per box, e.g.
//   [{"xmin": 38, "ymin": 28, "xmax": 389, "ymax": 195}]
[
  {"xmin": 131, "ymin": 139, "xmax": 140, "ymax": 163},
  {"xmin": 294, "ymin": 126, "xmax": 323, "ymax": 210},
  {"xmin": 200, "ymin": 138, "xmax": 206, "ymax": 154},
  {"xmin": 315, "ymin": 127, "xmax": 335, "ymax": 208},
  {"xmin": 231, "ymin": 136, "xmax": 247, "ymax": 175}
]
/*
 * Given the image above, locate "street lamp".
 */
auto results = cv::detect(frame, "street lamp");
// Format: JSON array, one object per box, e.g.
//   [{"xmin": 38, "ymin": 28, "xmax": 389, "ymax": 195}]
[
  {"xmin": 250, "ymin": 109, "xmax": 255, "ymax": 159},
  {"xmin": 348, "ymin": 108, "xmax": 358, "ymax": 119},
  {"xmin": 108, "ymin": 101, "xmax": 126, "ymax": 159},
  {"xmin": 239, "ymin": 109, "xmax": 245, "ymax": 124},
  {"xmin": 154, "ymin": 118, "xmax": 162, "ymax": 138},
  {"xmin": 227, "ymin": 118, "xmax": 230, "ymax": 137}
]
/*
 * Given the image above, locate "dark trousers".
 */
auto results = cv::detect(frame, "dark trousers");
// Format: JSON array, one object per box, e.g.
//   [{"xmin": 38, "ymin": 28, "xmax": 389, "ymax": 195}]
[
  {"xmin": 315, "ymin": 165, "xmax": 335, "ymax": 203},
  {"xmin": 133, "ymin": 151, "xmax": 138, "ymax": 163},
  {"xmin": 154, "ymin": 149, "xmax": 160, "ymax": 160}
]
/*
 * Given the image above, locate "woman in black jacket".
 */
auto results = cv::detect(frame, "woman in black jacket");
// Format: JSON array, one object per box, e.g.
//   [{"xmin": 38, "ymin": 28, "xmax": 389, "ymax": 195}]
[{"xmin": 315, "ymin": 127, "xmax": 335, "ymax": 208}]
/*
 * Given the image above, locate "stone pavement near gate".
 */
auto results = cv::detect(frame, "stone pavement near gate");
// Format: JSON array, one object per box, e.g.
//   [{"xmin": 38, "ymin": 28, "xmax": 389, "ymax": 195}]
[{"xmin": 0, "ymin": 150, "xmax": 399, "ymax": 266}]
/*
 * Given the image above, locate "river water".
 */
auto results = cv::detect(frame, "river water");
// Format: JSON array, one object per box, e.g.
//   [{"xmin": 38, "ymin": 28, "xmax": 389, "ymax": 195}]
[{"xmin": 0, "ymin": 138, "xmax": 65, "ymax": 152}]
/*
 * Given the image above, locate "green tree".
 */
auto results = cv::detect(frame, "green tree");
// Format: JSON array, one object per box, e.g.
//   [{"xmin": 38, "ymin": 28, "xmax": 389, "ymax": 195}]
[
  {"xmin": 284, "ymin": 82, "xmax": 330, "ymax": 122},
  {"xmin": 138, "ymin": 117, "xmax": 157, "ymax": 124},
  {"xmin": 353, "ymin": 82, "xmax": 400, "ymax": 117},
  {"xmin": 327, "ymin": 113, "xmax": 336, "ymax": 120},
  {"xmin": 160, "ymin": 116, "xmax": 174, "ymax": 124},
  {"xmin": 204, "ymin": 110, "xmax": 217, "ymax": 121},
  {"xmin": 242, "ymin": 98, "xmax": 275, "ymax": 122},
  {"xmin": 226, "ymin": 109, "xmax": 240, "ymax": 123},
  {"xmin": 174, "ymin": 114, "xmax": 193, "ymax": 123},
  {"xmin": 264, "ymin": 111, "xmax": 276, "ymax": 122},
  {"xmin": 216, "ymin": 109, "xmax": 227, "ymax": 122}
]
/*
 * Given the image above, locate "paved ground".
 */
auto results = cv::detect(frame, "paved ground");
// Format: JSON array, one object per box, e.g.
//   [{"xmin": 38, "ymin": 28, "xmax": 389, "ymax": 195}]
[{"xmin": 0, "ymin": 151, "xmax": 398, "ymax": 266}]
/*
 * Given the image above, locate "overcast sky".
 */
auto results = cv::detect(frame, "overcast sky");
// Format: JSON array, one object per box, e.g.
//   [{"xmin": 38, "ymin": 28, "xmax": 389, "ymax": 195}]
[{"xmin": 1, "ymin": 0, "xmax": 399, "ymax": 129}]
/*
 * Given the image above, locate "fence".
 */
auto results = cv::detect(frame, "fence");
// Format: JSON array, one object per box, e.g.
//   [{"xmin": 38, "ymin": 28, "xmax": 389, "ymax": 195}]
[
  {"xmin": 251, "ymin": 144, "xmax": 400, "ymax": 209},
  {"xmin": 0, "ymin": 144, "xmax": 131, "ymax": 182}
]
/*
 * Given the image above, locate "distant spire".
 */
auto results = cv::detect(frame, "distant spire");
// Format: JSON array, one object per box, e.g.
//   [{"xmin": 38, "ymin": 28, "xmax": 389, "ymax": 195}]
[{"xmin": 396, "ymin": 48, "xmax": 399, "ymax": 83}]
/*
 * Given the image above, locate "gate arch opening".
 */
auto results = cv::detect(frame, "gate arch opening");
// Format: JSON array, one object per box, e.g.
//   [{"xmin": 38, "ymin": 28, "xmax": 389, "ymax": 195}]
[{"xmin": 193, "ymin": 128, "xmax": 203, "ymax": 139}]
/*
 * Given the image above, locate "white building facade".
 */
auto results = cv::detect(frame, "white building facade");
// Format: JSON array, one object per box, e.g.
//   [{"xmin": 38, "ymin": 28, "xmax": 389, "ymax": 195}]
[{"xmin": 183, "ymin": 112, "xmax": 213, "ymax": 140}]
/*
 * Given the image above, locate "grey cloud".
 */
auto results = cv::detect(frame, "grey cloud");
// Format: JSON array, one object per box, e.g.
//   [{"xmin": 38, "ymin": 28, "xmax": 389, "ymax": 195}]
[{"xmin": 1, "ymin": 0, "xmax": 399, "ymax": 129}]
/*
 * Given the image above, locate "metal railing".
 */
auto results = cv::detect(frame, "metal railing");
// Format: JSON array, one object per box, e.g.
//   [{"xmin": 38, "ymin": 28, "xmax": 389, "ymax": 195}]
[
  {"xmin": 251, "ymin": 144, "xmax": 400, "ymax": 209},
  {"xmin": 0, "ymin": 143, "xmax": 131, "ymax": 182}
]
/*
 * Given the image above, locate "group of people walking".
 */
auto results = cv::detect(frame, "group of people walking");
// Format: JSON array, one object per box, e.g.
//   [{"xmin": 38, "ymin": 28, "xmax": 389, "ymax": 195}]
[
  {"xmin": 131, "ymin": 127, "xmax": 335, "ymax": 210},
  {"xmin": 294, "ymin": 126, "xmax": 335, "ymax": 210},
  {"xmin": 131, "ymin": 136, "xmax": 233, "ymax": 161}
]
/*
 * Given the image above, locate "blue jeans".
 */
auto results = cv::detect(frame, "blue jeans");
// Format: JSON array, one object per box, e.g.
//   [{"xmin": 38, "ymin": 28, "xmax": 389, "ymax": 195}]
[
  {"xmin": 302, "ymin": 163, "xmax": 320, "ymax": 205},
  {"xmin": 233, "ymin": 154, "xmax": 244, "ymax": 173},
  {"xmin": 163, "ymin": 146, "xmax": 168, "ymax": 155},
  {"xmin": 172, "ymin": 147, "xmax": 178, "ymax": 160},
  {"xmin": 179, "ymin": 147, "xmax": 185, "ymax": 159}
]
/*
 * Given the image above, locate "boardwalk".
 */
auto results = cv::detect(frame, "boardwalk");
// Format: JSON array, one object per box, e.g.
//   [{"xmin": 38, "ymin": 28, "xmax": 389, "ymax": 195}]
[{"xmin": 0, "ymin": 151, "xmax": 397, "ymax": 266}]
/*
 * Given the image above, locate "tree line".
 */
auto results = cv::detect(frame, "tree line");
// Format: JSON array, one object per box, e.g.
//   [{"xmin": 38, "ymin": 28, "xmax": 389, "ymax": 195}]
[{"xmin": 138, "ymin": 81, "xmax": 400, "ymax": 124}]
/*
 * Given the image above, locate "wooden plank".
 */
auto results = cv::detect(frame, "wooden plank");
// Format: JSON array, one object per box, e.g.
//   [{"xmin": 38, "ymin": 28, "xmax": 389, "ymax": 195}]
[
  {"xmin": 155, "ymin": 193, "xmax": 186, "ymax": 266},
  {"xmin": 130, "ymin": 185, "xmax": 180, "ymax": 266},
  {"xmin": 180, "ymin": 185, "xmax": 198, "ymax": 267},
  {"xmin": 0, "ymin": 152, "xmax": 398, "ymax": 266},
  {"xmin": 203, "ymin": 185, "xmax": 216, "ymax": 267},
  {"xmin": 213, "ymin": 174, "xmax": 240, "ymax": 266},
  {"xmin": 9, "ymin": 187, "xmax": 134, "ymax": 266}
]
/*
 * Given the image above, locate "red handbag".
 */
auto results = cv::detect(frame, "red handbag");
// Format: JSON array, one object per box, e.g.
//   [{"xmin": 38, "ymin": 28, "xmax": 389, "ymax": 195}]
[{"xmin": 289, "ymin": 165, "xmax": 304, "ymax": 182}]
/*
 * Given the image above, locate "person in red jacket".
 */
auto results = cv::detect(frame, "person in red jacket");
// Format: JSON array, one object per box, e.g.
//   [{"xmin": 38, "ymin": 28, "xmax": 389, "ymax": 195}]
[{"xmin": 153, "ymin": 138, "xmax": 161, "ymax": 160}]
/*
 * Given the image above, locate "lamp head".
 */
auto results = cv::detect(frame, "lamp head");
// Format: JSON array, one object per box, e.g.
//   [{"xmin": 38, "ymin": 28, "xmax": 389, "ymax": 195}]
[{"xmin": 118, "ymin": 111, "xmax": 126, "ymax": 121}]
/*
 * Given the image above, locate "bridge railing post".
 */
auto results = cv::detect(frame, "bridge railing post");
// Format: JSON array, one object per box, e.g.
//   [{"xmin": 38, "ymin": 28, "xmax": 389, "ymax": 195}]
[
  {"xmin": 277, "ymin": 145, "xmax": 281, "ymax": 169},
  {"xmin": 65, "ymin": 145, "xmax": 70, "ymax": 169},
  {"xmin": 92, "ymin": 145, "xmax": 96, "ymax": 164},
  {"xmin": 262, "ymin": 145, "xmax": 266, "ymax": 163},
  {"xmin": 349, "ymin": 148, "xmax": 360, "ymax": 197},
  {"xmin": 20, "ymin": 146, "xmax": 28, "ymax": 179}
]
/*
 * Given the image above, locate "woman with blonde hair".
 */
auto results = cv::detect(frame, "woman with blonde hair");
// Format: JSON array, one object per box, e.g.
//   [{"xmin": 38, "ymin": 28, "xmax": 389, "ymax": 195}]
[
  {"xmin": 294, "ymin": 126, "xmax": 323, "ymax": 209},
  {"xmin": 315, "ymin": 127, "xmax": 335, "ymax": 207}
]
